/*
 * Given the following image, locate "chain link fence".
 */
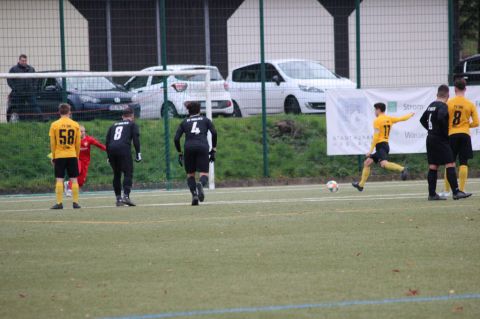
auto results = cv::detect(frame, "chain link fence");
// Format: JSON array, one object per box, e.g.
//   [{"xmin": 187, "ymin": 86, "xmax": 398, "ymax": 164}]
[{"xmin": 1, "ymin": 0, "xmax": 473, "ymax": 193}]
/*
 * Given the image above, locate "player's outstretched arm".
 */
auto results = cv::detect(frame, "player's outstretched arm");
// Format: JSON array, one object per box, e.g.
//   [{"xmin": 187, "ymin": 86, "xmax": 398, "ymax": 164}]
[
  {"xmin": 90, "ymin": 136, "xmax": 107, "ymax": 151},
  {"xmin": 391, "ymin": 113, "xmax": 414, "ymax": 123}
]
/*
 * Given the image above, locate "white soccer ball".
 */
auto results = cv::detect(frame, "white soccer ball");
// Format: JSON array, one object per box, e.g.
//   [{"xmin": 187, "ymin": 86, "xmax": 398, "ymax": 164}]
[{"xmin": 326, "ymin": 180, "xmax": 339, "ymax": 193}]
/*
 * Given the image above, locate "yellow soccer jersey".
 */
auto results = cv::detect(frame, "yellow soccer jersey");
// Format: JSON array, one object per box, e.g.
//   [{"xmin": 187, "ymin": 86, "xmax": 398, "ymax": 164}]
[
  {"xmin": 447, "ymin": 96, "xmax": 479, "ymax": 136},
  {"xmin": 369, "ymin": 113, "xmax": 413, "ymax": 152},
  {"xmin": 49, "ymin": 116, "xmax": 81, "ymax": 159}
]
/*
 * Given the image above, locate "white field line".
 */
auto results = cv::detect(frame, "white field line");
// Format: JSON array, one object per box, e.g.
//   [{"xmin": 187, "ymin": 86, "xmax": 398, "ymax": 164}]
[
  {"xmin": 0, "ymin": 191, "xmax": 476, "ymax": 213},
  {"xmin": 1, "ymin": 179, "xmax": 479, "ymax": 204}
]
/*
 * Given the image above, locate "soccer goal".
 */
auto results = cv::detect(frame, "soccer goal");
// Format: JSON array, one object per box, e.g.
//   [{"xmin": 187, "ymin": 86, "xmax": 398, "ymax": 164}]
[{"xmin": 0, "ymin": 69, "xmax": 216, "ymax": 190}]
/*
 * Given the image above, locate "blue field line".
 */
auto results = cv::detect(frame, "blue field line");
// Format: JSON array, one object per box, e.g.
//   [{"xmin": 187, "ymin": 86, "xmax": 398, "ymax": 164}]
[{"xmin": 99, "ymin": 293, "xmax": 480, "ymax": 319}]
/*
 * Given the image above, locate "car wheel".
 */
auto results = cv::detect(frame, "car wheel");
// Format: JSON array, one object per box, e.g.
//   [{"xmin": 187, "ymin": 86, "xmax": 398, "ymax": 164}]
[
  {"xmin": 284, "ymin": 96, "xmax": 301, "ymax": 114},
  {"xmin": 232, "ymin": 101, "xmax": 242, "ymax": 118},
  {"xmin": 161, "ymin": 101, "xmax": 178, "ymax": 118},
  {"xmin": 7, "ymin": 109, "xmax": 20, "ymax": 123}
]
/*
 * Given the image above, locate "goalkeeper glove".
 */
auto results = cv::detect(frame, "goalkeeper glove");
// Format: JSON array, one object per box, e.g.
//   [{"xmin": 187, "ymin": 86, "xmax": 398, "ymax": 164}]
[
  {"xmin": 135, "ymin": 153, "xmax": 142, "ymax": 162},
  {"xmin": 209, "ymin": 150, "xmax": 216, "ymax": 163},
  {"xmin": 178, "ymin": 153, "xmax": 184, "ymax": 167}
]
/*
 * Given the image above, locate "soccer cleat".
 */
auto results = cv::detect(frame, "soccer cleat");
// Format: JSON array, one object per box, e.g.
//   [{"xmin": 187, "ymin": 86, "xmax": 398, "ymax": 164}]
[
  {"xmin": 401, "ymin": 167, "xmax": 408, "ymax": 181},
  {"xmin": 64, "ymin": 181, "xmax": 72, "ymax": 197},
  {"xmin": 72, "ymin": 202, "xmax": 81, "ymax": 209},
  {"xmin": 428, "ymin": 194, "xmax": 447, "ymax": 201},
  {"xmin": 192, "ymin": 195, "xmax": 199, "ymax": 206},
  {"xmin": 196, "ymin": 182, "xmax": 205, "ymax": 202},
  {"xmin": 116, "ymin": 199, "xmax": 126, "ymax": 207},
  {"xmin": 453, "ymin": 191, "xmax": 472, "ymax": 200},
  {"xmin": 50, "ymin": 203, "xmax": 63, "ymax": 210},
  {"xmin": 352, "ymin": 182, "xmax": 364, "ymax": 192},
  {"xmin": 122, "ymin": 196, "xmax": 136, "ymax": 207}
]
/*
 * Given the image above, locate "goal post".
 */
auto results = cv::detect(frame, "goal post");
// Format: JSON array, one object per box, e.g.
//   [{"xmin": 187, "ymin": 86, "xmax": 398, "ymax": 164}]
[{"xmin": 0, "ymin": 69, "xmax": 215, "ymax": 190}]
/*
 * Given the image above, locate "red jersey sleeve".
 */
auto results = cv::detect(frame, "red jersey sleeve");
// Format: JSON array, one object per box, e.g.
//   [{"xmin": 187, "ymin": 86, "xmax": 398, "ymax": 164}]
[{"xmin": 87, "ymin": 136, "xmax": 107, "ymax": 151}]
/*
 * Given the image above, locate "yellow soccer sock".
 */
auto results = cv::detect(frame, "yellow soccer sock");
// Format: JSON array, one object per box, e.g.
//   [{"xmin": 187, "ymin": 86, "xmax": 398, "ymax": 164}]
[
  {"xmin": 55, "ymin": 182, "xmax": 63, "ymax": 204},
  {"xmin": 72, "ymin": 182, "xmax": 80, "ymax": 203},
  {"xmin": 459, "ymin": 165, "xmax": 468, "ymax": 192},
  {"xmin": 359, "ymin": 167, "xmax": 370, "ymax": 187},
  {"xmin": 444, "ymin": 168, "xmax": 451, "ymax": 192},
  {"xmin": 384, "ymin": 162, "xmax": 404, "ymax": 172}
]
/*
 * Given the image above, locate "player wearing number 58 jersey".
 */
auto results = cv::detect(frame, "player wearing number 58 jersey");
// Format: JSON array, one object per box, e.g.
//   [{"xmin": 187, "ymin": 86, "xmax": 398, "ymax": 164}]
[
  {"xmin": 442, "ymin": 78, "xmax": 479, "ymax": 195},
  {"xmin": 174, "ymin": 102, "xmax": 217, "ymax": 206},
  {"xmin": 106, "ymin": 107, "xmax": 141, "ymax": 207},
  {"xmin": 352, "ymin": 103, "xmax": 413, "ymax": 192},
  {"xmin": 49, "ymin": 103, "xmax": 81, "ymax": 209}
]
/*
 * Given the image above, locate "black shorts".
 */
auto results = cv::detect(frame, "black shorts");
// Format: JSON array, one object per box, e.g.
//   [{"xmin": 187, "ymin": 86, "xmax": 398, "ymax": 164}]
[
  {"xmin": 184, "ymin": 146, "xmax": 209, "ymax": 174},
  {"xmin": 370, "ymin": 142, "xmax": 389, "ymax": 163},
  {"xmin": 108, "ymin": 151, "xmax": 133, "ymax": 175},
  {"xmin": 54, "ymin": 157, "xmax": 79, "ymax": 178},
  {"xmin": 426, "ymin": 135, "xmax": 454, "ymax": 165},
  {"xmin": 449, "ymin": 133, "xmax": 473, "ymax": 164}
]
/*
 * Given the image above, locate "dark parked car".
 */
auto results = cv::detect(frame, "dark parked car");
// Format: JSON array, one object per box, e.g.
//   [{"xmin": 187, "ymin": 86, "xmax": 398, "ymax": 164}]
[
  {"xmin": 453, "ymin": 54, "xmax": 480, "ymax": 84},
  {"xmin": 7, "ymin": 73, "xmax": 140, "ymax": 122}
]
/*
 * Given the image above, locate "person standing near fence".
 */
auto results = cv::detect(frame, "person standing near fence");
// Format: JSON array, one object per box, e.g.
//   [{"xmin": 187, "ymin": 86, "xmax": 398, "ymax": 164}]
[
  {"xmin": 7, "ymin": 54, "xmax": 43, "ymax": 121},
  {"xmin": 49, "ymin": 103, "xmax": 82, "ymax": 209},
  {"xmin": 106, "ymin": 107, "xmax": 142, "ymax": 207},
  {"xmin": 174, "ymin": 102, "xmax": 217, "ymax": 206}
]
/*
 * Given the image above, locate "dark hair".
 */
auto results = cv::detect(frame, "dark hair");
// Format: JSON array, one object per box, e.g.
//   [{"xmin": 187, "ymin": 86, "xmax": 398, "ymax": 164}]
[
  {"xmin": 454, "ymin": 78, "xmax": 466, "ymax": 91},
  {"xmin": 58, "ymin": 103, "xmax": 71, "ymax": 115},
  {"xmin": 374, "ymin": 102, "xmax": 386, "ymax": 113},
  {"xmin": 19, "ymin": 54, "xmax": 27, "ymax": 60},
  {"xmin": 186, "ymin": 102, "xmax": 201, "ymax": 115},
  {"xmin": 437, "ymin": 84, "xmax": 449, "ymax": 98},
  {"xmin": 122, "ymin": 107, "xmax": 134, "ymax": 117}
]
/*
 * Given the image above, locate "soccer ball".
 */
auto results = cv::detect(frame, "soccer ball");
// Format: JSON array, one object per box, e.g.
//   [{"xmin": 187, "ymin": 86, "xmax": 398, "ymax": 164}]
[{"xmin": 326, "ymin": 180, "xmax": 339, "ymax": 193}]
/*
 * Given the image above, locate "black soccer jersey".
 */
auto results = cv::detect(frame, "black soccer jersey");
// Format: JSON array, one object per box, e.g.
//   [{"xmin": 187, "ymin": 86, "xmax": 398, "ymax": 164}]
[
  {"xmin": 106, "ymin": 120, "xmax": 140, "ymax": 153},
  {"xmin": 420, "ymin": 101, "xmax": 449, "ymax": 139},
  {"xmin": 174, "ymin": 115, "xmax": 217, "ymax": 152}
]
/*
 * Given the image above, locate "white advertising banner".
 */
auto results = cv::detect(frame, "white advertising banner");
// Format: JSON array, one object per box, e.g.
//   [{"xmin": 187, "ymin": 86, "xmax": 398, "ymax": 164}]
[{"xmin": 326, "ymin": 86, "xmax": 480, "ymax": 156}]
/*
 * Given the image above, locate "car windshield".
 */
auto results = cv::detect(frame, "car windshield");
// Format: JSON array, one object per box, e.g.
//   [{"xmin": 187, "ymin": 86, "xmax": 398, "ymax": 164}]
[
  {"xmin": 63, "ymin": 77, "xmax": 117, "ymax": 91},
  {"xmin": 175, "ymin": 68, "xmax": 223, "ymax": 81},
  {"xmin": 277, "ymin": 61, "xmax": 338, "ymax": 79}
]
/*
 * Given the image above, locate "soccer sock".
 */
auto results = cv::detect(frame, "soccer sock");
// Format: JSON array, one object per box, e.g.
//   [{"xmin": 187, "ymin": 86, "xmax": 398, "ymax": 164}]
[
  {"xmin": 458, "ymin": 165, "xmax": 468, "ymax": 192},
  {"xmin": 199, "ymin": 175, "xmax": 208, "ymax": 187},
  {"xmin": 55, "ymin": 182, "xmax": 63, "ymax": 204},
  {"xmin": 446, "ymin": 167, "xmax": 460, "ymax": 195},
  {"xmin": 444, "ymin": 168, "xmax": 451, "ymax": 193},
  {"xmin": 71, "ymin": 182, "xmax": 79, "ymax": 203},
  {"xmin": 427, "ymin": 169, "xmax": 438, "ymax": 197},
  {"xmin": 359, "ymin": 167, "xmax": 370, "ymax": 187},
  {"xmin": 187, "ymin": 176, "xmax": 197, "ymax": 195},
  {"xmin": 383, "ymin": 162, "xmax": 404, "ymax": 172}
]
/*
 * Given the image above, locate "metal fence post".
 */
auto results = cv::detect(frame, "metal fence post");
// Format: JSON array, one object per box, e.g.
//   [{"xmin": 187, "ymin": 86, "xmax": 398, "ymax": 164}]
[
  {"xmin": 259, "ymin": 0, "xmax": 269, "ymax": 178},
  {"xmin": 160, "ymin": 0, "xmax": 171, "ymax": 189},
  {"xmin": 355, "ymin": 0, "xmax": 362, "ymax": 172},
  {"xmin": 58, "ymin": 0, "xmax": 67, "ymax": 102},
  {"xmin": 448, "ymin": 0, "xmax": 454, "ymax": 85}
]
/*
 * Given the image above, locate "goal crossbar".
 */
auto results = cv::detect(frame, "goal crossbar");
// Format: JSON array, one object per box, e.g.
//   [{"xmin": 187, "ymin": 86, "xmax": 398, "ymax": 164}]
[{"xmin": 0, "ymin": 69, "xmax": 215, "ymax": 190}]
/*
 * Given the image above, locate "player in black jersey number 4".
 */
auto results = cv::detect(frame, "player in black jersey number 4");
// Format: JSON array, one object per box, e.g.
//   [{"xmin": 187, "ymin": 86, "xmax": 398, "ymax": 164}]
[
  {"xmin": 419, "ymin": 84, "xmax": 471, "ymax": 201},
  {"xmin": 174, "ymin": 102, "xmax": 217, "ymax": 206},
  {"xmin": 106, "ymin": 107, "xmax": 142, "ymax": 207}
]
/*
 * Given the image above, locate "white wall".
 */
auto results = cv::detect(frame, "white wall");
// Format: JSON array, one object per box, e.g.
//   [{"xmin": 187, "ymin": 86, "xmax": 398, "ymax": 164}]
[
  {"xmin": 349, "ymin": 0, "xmax": 449, "ymax": 88},
  {"xmin": 227, "ymin": 0, "xmax": 335, "ymax": 72},
  {"xmin": 0, "ymin": 0, "xmax": 90, "ymax": 122}
]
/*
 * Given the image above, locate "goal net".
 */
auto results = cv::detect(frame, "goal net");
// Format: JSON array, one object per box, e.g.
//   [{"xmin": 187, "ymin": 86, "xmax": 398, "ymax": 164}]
[{"xmin": 0, "ymin": 69, "xmax": 217, "ymax": 192}]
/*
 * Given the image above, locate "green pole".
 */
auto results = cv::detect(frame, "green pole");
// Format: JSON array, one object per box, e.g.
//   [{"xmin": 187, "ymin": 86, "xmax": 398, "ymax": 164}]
[
  {"xmin": 448, "ymin": 0, "xmax": 454, "ymax": 85},
  {"xmin": 59, "ymin": 0, "xmax": 67, "ymax": 102},
  {"xmin": 355, "ymin": 0, "xmax": 362, "ymax": 172},
  {"xmin": 259, "ymin": 0, "xmax": 269, "ymax": 178},
  {"xmin": 160, "ymin": 0, "xmax": 171, "ymax": 189}
]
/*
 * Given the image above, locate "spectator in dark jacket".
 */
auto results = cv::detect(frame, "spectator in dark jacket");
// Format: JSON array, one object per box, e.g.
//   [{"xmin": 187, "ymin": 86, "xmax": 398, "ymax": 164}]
[{"xmin": 8, "ymin": 54, "xmax": 43, "ymax": 120}]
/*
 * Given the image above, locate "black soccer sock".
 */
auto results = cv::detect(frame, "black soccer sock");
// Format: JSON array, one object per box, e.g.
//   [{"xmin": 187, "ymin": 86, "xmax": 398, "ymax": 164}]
[
  {"xmin": 427, "ymin": 169, "xmax": 438, "ymax": 197},
  {"xmin": 187, "ymin": 176, "xmax": 197, "ymax": 195},
  {"xmin": 446, "ymin": 167, "xmax": 460, "ymax": 195},
  {"xmin": 199, "ymin": 175, "xmax": 208, "ymax": 187},
  {"xmin": 113, "ymin": 173, "xmax": 122, "ymax": 197}
]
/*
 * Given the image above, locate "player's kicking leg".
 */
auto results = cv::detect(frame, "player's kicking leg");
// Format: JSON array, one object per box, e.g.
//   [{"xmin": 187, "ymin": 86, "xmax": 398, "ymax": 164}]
[{"xmin": 352, "ymin": 157, "xmax": 374, "ymax": 191}]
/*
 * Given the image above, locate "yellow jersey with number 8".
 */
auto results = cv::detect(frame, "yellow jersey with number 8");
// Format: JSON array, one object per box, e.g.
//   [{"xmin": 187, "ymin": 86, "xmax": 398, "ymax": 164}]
[
  {"xmin": 49, "ymin": 116, "xmax": 81, "ymax": 159},
  {"xmin": 447, "ymin": 96, "xmax": 479, "ymax": 136}
]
